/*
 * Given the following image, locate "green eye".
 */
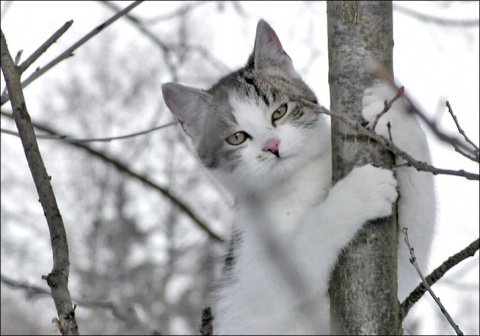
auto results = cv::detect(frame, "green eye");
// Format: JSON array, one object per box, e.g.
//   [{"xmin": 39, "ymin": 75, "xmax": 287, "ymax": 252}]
[
  {"xmin": 272, "ymin": 104, "xmax": 288, "ymax": 124},
  {"xmin": 226, "ymin": 131, "xmax": 249, "ymax": 145}
]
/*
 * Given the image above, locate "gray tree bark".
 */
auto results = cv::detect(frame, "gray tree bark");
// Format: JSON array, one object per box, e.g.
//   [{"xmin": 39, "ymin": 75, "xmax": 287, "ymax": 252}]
[{"xmin": 327, "ymin": 1, "xmax": 401, "ymax": 334}]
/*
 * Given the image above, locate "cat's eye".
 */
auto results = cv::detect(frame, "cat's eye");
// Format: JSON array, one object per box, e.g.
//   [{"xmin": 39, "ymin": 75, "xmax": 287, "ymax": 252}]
[
  {"xmin": 226, "ymin": 131, "xmax": 249, "ymax": 146},
  {"xmin": 272, "ymin": 104, "xmax": 288, "ymax": 125}
]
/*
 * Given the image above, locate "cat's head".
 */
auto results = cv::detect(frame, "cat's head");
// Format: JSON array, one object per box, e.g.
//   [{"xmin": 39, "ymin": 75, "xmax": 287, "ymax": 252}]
[{"xmin": 162, "ymin": 20, "xmax": 327, "ymax": 195}]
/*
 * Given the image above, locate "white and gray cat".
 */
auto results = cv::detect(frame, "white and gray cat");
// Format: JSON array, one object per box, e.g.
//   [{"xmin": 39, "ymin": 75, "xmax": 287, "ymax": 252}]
[{"xmin": 162, "ymin": 19, "xmax": 435, "ymax": 335}]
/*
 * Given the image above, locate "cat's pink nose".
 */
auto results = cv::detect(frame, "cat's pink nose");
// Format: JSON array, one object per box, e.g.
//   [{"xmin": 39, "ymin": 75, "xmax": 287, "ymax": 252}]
[{"xmin": 262, "ymin": 138, "xmax": 281, "ymax": 157}]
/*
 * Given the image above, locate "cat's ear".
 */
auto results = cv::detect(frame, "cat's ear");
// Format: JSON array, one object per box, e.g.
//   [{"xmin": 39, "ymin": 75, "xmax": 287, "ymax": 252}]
[
  {"xmin": 162, "ymin": 83, "xmax": 210, "ymax": 139},
  {"xmin": 253, "ymin": 19, "xmax": 298, "ymax": 77}
]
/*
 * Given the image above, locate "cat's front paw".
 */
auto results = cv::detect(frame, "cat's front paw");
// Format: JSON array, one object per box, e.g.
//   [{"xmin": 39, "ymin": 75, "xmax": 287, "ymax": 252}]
[
  {"xmin": 343, "ymin": 164, "xmax": 398, "ymax": 220},
  {"xmin": 362, "ymin": 80, "xmax": 407, "ymax": 138}
]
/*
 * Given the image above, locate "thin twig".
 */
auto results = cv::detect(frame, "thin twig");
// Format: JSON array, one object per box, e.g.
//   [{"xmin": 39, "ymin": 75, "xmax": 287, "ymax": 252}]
[
  {"xmin": 402, "ymin": 228, "xmax": 464, "ymax": 336},
  {"xmin": 371, "ymin": 86, "xmax": 404, "ymax": 131},
  {"xmin": 386, "ymin": 121, "xmax": 393, "ymax": 141},
  {"xmin": 394, "ymin": 4, "xmax": 480, "ymax": 27},
  {"xmin": 374, "ymin": 66, "xmax": 479, "ymax": 161},
  {"xmin": 258, "ymin": 75, "xmax": 478, "ymax": 180},
  {"xmin": 0, "ymin": 1, "xmax": 144, "ymax": 106},
  {"xmin": 0, "ymin": 110, "xmax": 224, "ymax": 243},
  {"xmin": 14, "ymin": 49, "xmax": 23, "ymax": 65},
  {"xmin": 100, "ymin": 0, "xmax": 168, "ymax": 52},
  {"xmin": 401, "ymin": 237, "xmax": 479, "ymax": 319},
  {"xmin": 1, "ymin": 121, "xmax": 178, "ymax": 143},
  {"xmin": 99, "ymin": 0, "xmax": 179, "ymax": 80},
  {"xmin": 0, "ymin": 274, "xmax": 142, "ymax": 328},
  {"xmin": 1, "ymin": 29, "xmax": 79, "ymax": 335},
  {"xmin": 143, "ymin": 1, "xmax": 209, "ymax": 24},
  {"xmin": 17, "ymin": 20, "xmax": 74, "ymax": 74},
  {"xmin": 1, "ymin": 274, "xmax": 51, "ymax": 298},
  {"xmin": 445, "ymin": 100, "xmax": 480, "ymax": 162},
  {"xmin": 306, "ymin": 100, "xmax": 479, "ymax": 180},
  {"xmin": 100, "ymin": 1, "xmax": 231, "ymax": 79}
]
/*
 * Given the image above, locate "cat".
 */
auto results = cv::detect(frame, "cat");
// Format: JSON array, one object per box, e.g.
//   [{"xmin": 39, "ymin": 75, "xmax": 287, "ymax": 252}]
[{"xmin": 162, "ymin": 19, "xmax": 435, "ymax": 335}]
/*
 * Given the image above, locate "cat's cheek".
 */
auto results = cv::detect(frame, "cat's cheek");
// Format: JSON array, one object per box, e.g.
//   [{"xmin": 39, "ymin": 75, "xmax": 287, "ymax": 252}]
[
  {"xmin": 277, "ymin": 125, "xmax": 315, "ymax": 162},
  {"xmin": 223, "ymin": 147, "xmax": 244, "ymax": 171},
  {"xmin": 272, "ymin": 125, "xmax": 296, "ymax": 153}
]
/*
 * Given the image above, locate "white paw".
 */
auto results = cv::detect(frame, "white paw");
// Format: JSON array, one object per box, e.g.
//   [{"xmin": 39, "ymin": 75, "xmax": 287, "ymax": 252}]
[
  {"xmin": 344, "ymin": 164, "xmax": 398, "ymax": 220},
  {"xmin": 362, "ymin": 80, "xmax": 407, "ymax": 139}
]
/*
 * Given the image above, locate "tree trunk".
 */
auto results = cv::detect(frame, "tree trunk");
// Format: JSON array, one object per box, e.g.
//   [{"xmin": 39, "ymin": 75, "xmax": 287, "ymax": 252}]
[{"xmin": 327, "ymin": 1, "xmax": 401, "ymax": 334}]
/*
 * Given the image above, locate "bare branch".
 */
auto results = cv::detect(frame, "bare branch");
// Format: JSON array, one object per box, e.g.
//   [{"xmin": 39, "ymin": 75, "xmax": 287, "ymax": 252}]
[
  {"xmin": 371, "ymin": 86, "xmax": 404, "ymax": 132},
  {"xmin": 306, "ymin": 100, "xmax": 479, "ymax": 180},
  {"xmin": 100, "ymin": 0, "xmax": 169, "ymax": 52},
  {"xmin": 143, "ymin": 1, "xmax": 209, "ymax": 24},
  {"xmin": 258, "ymin": 74, "xmax": 478, "ymax": 180},
  {"xmin": 17, "ymin": 20, "xmax": 74, "ymax": 74},
  {"xmin": 0, "ymin": 110, "xmax": 224, "ymax": 243},
  {"xmin": 386, "ymin": 121, "xmax": 393, "ymax": 141},
  {"xmin": 13, "ymin": 49, "xmax": 23, "ymax": 65},
  {"xmin": 1, "ymin": 274, "xmax": 52, "ymax": 299},
  {"xmin": 0, "ymin": 0, "xmax": 144, "ymax": 106},
  {"xmin": 401, "ymin": 228, "xmax": 466, "ymax": 336},
  {"xmin": 401, "ymin": 237, "xmax": 479, "ymax": 319},
  {"xmin": 74, "ymin": 146, "xmax": 224, "ymax": 242},
  {"xmin": 394, "ymin": 4, "xmax": 480, "ymax": 27},
  {"xmin": 99, "ymin": 0, "xmax": 179, "ymax": 80},
  {"xmin": 1, "ymin": 29, "xmax": 78, "ymax": 335},
  {"xmin": 446, "ymin": 100, "xmax": 480, "ymax": 161},
  {"xmin": 374, "ymin": 66, "xmax": 480, "ymax": 161},
  {"xmin": 1, "ymin": 274, "xmax": 142, "ymax": 328},
  {"xmin": 100, "ymin": 1, "xmax": 230, "ymax": 79},
  {"xmin": 1, "ymin": 120, "xmax": 178, "ymax": 143}
]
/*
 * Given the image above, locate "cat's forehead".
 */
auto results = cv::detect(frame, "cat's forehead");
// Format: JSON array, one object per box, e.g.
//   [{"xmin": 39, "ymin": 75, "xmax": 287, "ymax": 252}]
[
  {"xmin": 228, "ymin": 92, "xmax": 268, "ymax": 129},
  {"xmin": 209, "ymin": 68, "xmax": 286, "ymax": 108}
]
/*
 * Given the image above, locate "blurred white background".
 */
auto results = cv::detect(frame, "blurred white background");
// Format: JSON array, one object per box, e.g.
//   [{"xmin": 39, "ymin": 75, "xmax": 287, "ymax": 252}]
[{"xmin": 1, "ymin": 1, "xmax": 478, "ymax": 334}]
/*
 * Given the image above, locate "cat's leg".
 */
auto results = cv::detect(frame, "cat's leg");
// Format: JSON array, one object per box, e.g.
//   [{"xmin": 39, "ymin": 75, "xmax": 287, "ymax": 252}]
[
  {"xmin": 361, "ymin": 80, "xmax": 431, "ymax": 162},
  {"xmin": 361, "ymin": 81, "xmax": 436, "ymax": 300},
  {"xmin": 295, "ymin": 164, "xmax": 398, "ymax": 280},
  {"xmin": 286, "ymin": 164, "xmax": 397, "ymax": 334}
]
